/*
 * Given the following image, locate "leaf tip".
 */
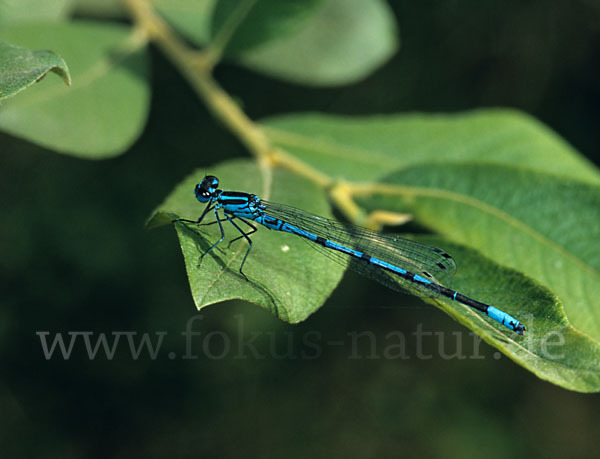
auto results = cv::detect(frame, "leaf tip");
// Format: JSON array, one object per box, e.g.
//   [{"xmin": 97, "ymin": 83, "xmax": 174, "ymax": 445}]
[{"xmin": 145, "ymin": 211, "xmax": 179, "ymax": 230}]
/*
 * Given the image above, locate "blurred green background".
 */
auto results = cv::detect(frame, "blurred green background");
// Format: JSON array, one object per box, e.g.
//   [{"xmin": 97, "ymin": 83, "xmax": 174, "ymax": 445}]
[{"xmin": 1, "ymin": 1, "xmax": 600, "ymax": 458}]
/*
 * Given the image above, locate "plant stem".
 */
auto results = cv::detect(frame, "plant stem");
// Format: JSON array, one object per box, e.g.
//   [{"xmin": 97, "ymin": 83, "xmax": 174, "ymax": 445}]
[
  {"xmin": 121, "ymin": 0, "xmax": 400, "ymax": 223},
  {"xmin": 122, "ymin": 0, "xmax": 270, "ymax": 159}
]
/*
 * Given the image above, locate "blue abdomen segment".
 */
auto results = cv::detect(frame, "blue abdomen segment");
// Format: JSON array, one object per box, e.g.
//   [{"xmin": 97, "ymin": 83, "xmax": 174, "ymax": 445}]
[{"xmin": 487, "ymin": 306, "xmax": 525, "ymax": 334}]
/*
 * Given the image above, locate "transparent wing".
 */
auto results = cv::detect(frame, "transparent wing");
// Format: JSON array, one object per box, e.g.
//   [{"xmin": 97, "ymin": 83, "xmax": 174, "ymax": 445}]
[{"xmin": 261, "ymin": 200, "xmax": 456, "ymax": 292}]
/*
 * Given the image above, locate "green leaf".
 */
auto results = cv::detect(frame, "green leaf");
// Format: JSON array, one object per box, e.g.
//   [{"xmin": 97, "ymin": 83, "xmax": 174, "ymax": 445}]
[
  {"xmin": 0, "ymin": 21, "xmax": 150, "ymax": 159},
  {"xmin": 147, "ymin": 159, "xmax": 346, "ymax": 323},
  {"xmin": 415, "ymin": 236, "xmax": 600, "ymax": 393},
  {"xmin": 152, "ymin": 0, "xmax": 216, "ymax": 46},
  {"xmin": 0, "ymin": 41, "xmax": 70, "ymax": 101},
  {"xmin": 0, "ymin": 0, "xmax": 72, "ymax": 24},
  {"xmin": 261, "ymin": 109, "xmax": 600, "ymax": 183},
  {"xmin": 237, "ymin": 0, "xmax": 398, "ymax": 86},
  {"xmin": 211, "ymin": 0, "xmax": 322, "ymax": 55},
  {"xmin": 361, "ymin": 164, "xmax": 600, "ymax": 343}
]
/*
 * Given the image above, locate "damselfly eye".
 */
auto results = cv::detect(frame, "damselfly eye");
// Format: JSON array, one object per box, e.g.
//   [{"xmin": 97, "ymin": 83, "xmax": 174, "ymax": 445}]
[
  {"xmin": 194, "ymin": 181, "xmax": 214, "ymax": 203},
  {"xmin": 204, "ymin": 175, "xmax": 219, "ymax": 189}
]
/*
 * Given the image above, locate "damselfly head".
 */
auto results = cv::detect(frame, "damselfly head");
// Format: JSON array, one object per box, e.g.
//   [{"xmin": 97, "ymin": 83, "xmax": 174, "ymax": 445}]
[{"xmin": 195, "ymin": 175, "xmax": 220, "ymax": 202}]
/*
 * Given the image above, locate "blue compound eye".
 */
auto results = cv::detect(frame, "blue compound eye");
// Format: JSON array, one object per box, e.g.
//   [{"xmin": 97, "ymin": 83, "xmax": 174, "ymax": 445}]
[{"xmin": 194, "ymin": 175, "xmax": 220, "ymax": 202}]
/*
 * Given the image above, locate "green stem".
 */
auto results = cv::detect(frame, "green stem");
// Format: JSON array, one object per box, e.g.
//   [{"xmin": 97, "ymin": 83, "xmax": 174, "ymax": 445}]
[{"xmin": 120, "ymin": 0, "xmax": 396, "ymax": 225}]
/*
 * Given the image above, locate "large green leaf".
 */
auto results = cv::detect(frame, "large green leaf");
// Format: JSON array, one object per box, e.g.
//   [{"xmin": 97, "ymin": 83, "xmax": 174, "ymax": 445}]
[
  {"xmin": 261, "ymin": 109, "xmax": 600, "ymax": 183},
  {"xmin": 208, "ymin": 0, "xmax": 398, "ymax": 86},
  {"xmin": 0, "ymin": 21, "xmax": 150, "ymax": 159},
  {"xmin": 148, "ymin": 160, "xmax": 346, "ymax": 323},
  {"xmin": 360, "ymin": 164, "xmax": 600, "ymax": 342},
  {"xmin": 238, "ymin": 0, "xmax": 398, "ymax": 86},
  {"xmin": 0, "ymin": 41, "xmax": 70, "ymax": 101},
  {"xmin": 416, "ymin": 236, "xmax": 600, "ymax": 393}
]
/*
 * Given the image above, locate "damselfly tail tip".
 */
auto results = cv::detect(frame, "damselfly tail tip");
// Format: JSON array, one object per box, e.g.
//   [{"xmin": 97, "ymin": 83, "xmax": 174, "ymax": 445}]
[{"xmin": 514, "ymin": 323, "xmax": 526, "ymax": 335}]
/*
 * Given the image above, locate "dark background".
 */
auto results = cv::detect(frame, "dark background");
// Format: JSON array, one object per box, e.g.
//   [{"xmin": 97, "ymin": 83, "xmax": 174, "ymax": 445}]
[{"xmin": 1, "ymin": 1, "xmax": 599, "ymax": 458}]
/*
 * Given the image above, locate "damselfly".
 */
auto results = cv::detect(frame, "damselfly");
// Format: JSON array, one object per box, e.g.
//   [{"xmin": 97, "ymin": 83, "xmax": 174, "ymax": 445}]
[{"xmin": 176, "ymin": 175, "xmax": 525, "ymax": 335}]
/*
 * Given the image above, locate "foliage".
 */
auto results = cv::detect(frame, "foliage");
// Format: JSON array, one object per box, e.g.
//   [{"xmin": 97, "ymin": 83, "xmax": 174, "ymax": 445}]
[
  {"xmin": 2, "ymin": 0, "xmax": 600, "ymax": 394},
  {"xmin": 0, "ymin": 22, "xmax": 149, "ymax": 157},
  {"xmin": 0, "ymin": 41, "xmax": 70, "ymax": 101}
]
